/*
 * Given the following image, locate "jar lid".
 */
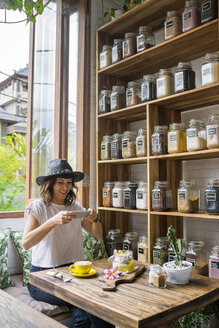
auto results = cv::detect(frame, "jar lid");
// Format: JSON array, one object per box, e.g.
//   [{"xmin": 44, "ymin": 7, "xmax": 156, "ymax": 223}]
[
  {"xmin": 138, "ymin": 25, "xmax": 153, "ymax": 33},
  {"xmin": 126, "ymin": 181, "xmax": 138, "ymax": 188},
  {"xmin": 112, "ymin": 85, "xmax": 125, "ymax": 92},
  {"xmin": 188, "ymin": 118, "xmax": 204, "ymax": 126},
  {"xmin": 124, "ymin": 32, "xmax": 137, "ymax": 38},
  {"xmin": 138, "ymin": 180, "xmax": 147, "ymax": 187},
  {"xmin": 143, "ymin": 74, "xmax": 156, "ymax": 83},
  {"xmin": 102, "ymin": 45, "xmax": 112, "ymax": 51},
  {"xmin": 156, "ymin": 236, "xmax": 168, "ymax": 243},
  {"xmin": 113, "ymin": 38, "xmax": 123, "ymax": 45},
  {"xmin": 166, "ymin": 10, "xmax": 180, "ymax": 18},
  {"xmin": 104, "ymin": 181, "xmax": 114, "ymax": 187},
  {"xmin": 204, "ymin": 52, "xmax": 219, "ymax": 61},
  {"xmin": 208, "ymin": 114, "xmax": 219, "ymax": 124},
  {"xmin": 188, "ymin": 241, "xmax": 204, "ymax": 248},
  {"xmin": 114, "ymin": 181, "xmax": 126, "ymax": 188},
  {"xmin": 137, "ymin": 128, "xmax": 147, "ymax": 135},
  {"xmin": 179, "ymin": 179, "xmax": 195, "ymax": 188},
  {"xmin": 208, "ymin": 178, "xmax": 219, "ymax": 187},
  {"xmin": 127, "ymin": 81, "xmax": 141, "ymax": 88},
  {"xmin": 154, "ymin": 181, "xmax": 168, "ymax": 188},
  {"xmin": 177, "ymin": 62, "xmax": 192, "ymax": 70},
  {"xmin": 158, "ymin": 68, "xmax": 173, "ymax": 76},
  {"xmin": 154, "ymin": 125, "xmax": 168, "ymax": 133},
  {"xmin": 148, "ymin": 264, "xmax": 160, "ymax": 271},
  {"xmin": 139, "ymin": 235, "xmax": 148, "ymax": 243},
  {"xmin": 100, "ymin": 89, "xmax": 111, "ymax": 95},
  {"xmin": 112, "ymin": 133, "xmax": 123, "ymax": 139},
  {"xmin": 123, "ymin": 130, "xmax": 137, "ymax": 137},
  {"xmin": 108, "ymin": 229, "xmax": 122, "ymax": 236},
  {"xmin": 169, "ymin": 122, "xmax": 185, "ymax": 131},
  {"xmin": 125, "ymin": 231, "xmax": 139, "ymax": 240},
  {"xmin": 103, "ymin": 135, "xmax": 113, "ymax": 140},
  {"xmin": 185, "ymin": 0, "xmax": 200, "ymax": 8}
]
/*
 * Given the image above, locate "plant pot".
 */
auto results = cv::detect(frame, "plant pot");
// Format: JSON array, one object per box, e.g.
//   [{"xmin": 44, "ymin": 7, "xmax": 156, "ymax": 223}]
[{"xmin": 163, "ymin": 261, "xmax": 193, "ymax": 285}]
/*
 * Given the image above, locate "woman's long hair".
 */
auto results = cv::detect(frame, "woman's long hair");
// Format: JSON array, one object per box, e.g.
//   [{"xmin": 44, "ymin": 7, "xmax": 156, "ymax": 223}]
[{"xmin": 40, "ymin": 175, "xmax": 78, "ymax": 206}]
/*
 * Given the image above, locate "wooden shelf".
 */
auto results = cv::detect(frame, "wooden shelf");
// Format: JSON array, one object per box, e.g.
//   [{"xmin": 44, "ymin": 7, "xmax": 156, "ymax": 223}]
[
  {"xmin": 98, "ymin": 157, "xmax": 147, "ymax": 164},
  {"xmin": 98, "ymin": 102, "xmax": 146, "ymax": 122},
  {"xmin": 150, "ymin": 210, "xmax": 219, "ymax": 220},
  {"xmin": 149, "ymin": 148, "xmax": 219, "ymax": 161},
  {"xmin": 98, "ymin": 207, "xmax": 148, "ymax": 215},
  {"xmin": 98, "ymin": 20, "xmax": 219, "ymax": 80}
]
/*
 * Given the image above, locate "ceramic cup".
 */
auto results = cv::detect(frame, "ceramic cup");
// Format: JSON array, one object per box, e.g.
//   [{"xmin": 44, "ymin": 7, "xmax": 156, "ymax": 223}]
[{"xmin": 69, "ymin": 261, "xmax": 92, "ymax": 274}]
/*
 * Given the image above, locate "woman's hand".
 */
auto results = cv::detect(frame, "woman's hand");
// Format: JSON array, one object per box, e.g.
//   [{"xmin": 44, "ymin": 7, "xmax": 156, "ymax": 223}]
[
  {"xmin": 51, "ymin": 211, "xmax": 76, "ymax": 225},
  {"xmin": 85, "ymin": 208, "xmax": 97, "ymax": 223}
]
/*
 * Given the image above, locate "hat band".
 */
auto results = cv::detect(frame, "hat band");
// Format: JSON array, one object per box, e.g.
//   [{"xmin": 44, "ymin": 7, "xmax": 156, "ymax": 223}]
[{"xmin": 49, "ymin": 169, "xmax": 72, "ymax": 175}]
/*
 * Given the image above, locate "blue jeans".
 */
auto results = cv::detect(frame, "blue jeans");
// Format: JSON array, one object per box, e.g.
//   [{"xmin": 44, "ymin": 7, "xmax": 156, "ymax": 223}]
[{"xmin": 28, "ymin": 264, "xmax": 114, "ymax": 328}]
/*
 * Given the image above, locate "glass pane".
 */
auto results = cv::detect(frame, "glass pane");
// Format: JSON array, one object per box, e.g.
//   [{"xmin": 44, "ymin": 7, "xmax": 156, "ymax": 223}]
[
  {"xmin": 68, "ymin": 10, "xmax": 79, "ymax": 170},
  {"xmin": 31, "ymin": 2, "xmax": 56, "ymax": 199}
]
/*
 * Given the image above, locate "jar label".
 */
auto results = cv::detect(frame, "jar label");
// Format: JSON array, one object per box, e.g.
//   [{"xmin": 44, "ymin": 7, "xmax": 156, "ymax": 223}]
[
  {"xmin": 138, "ymin": 247, "xmax": 144, "ymax": 254},
  {"xmin": 103, "ymin": 191, "xmax": 108, "ymax": 197},
  {"xmin": 166, "ymin": 20, "xmax": 173, "ymax": 28},
  {"xmin": 111, "ymin": 142, "xmax": 116, "ymax": 150},
  {"xmin": 137, "ymin": 139, "xmax": 143, "ymax": 146},
  {"xmin": 152, "ymin": 137, "xmax": 159, "ymax": 145},
  {"xmin": 122, "ymin": 140, "xmax": 128, "ymax": 148},
  {"xmin": 187, "ymin": 258, "xmax": 195, "ymax": 266},
  {"xmin": 206, "ymin": 191, "xmax": 217, "ymax": 202},
  {"xmin": 127, "ymin": 89, "xmax": 133, "ymax": 98},
  {"xmin": 123, "ymin": 40, "xmax": 129, "ymax": 56},
  {"xmin": 112, "ymin": 45, "xmax": 118, "ymax": 62},
  {"xmin": 178, "ymin": 192, "xmax": 186, "ymax": 200},
  {"xmin": 157, "ymin": 77, "xmax": 165, "ymax": 96},
  {"xmin": 208, "ymin": 127, "xmax": 217, "ymax": 135},
  {"xmin": 123, "ymin": 244, "xmax": 129, "ymax": 250},
  {"xmin": 141, "ymin": 83, "xmax": 149, "ymax": 100},
  {"xmin": 175, "ymin": 71, "xmax": 184, "ymax": 92},
  {"xmin": 153, "ymin": 251, "xmax": 160, "ymax": 259},
  {"xmin": 168, "ymin": 252, "xmax": 175, "ymax": 261},
  {"xmin": 111, "ymin": 94, "xmax": 117, "ymax": 109},
  {"xmin": 153, "ymin": 192, "xmax": 160, "ymax": 200},
  {"xmin": 211, "ymin": 261, "xmax": 219, "ymax": 269},
  {"xmin": 101, "ymin": 145, "xmax": 106, "ymax": 150},
  {"xmin": 202, "ymin": 1, "xmax": 211, "ymax": 12},
  {"xmin": 187, "ymin": 128, "xmax": 197, "ymax": 138},
  {"xmin": 137, "ymin": 35, "xmax": 145, "ymax": 51},
  {"xmin": 113, "ymin": 192, "xmax": 118, "ymax": 198},
  {"xmin": 100, "ymin": 52, "xmax": 107, "ymax": 68},
  {"xmin": 184, "ymin": 11, "xmax": 192, "ymax": 21},
  {"xmin": 137, "ymin": 192, "xmax": 143, "ymax": 199},
  {"xmin": 124, "ymin": 191, "xmax": 130, "ymax": 199},
  {"xmin": 202, "ymin": 63, "xmax": 213, "ymax": 85},
  {"xmin": 169, "ymin": 133, "xmax": 177, "ymax": 142}
]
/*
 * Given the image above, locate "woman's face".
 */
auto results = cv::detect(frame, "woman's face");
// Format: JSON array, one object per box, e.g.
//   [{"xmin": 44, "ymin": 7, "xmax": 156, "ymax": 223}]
[{"xmin": 52, "ymin": 178, "xmax": 73, "ymax": 204}]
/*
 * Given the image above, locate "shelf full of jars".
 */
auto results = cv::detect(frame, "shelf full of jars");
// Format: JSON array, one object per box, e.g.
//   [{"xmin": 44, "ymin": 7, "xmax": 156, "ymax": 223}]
[{"xmin": 96, "ymin": 0, "xmax": 219, "ymax": 263}]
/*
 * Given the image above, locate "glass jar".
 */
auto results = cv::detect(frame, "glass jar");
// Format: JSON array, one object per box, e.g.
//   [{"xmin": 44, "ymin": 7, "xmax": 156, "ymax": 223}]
[
  {"xmin": 110, "ymin": 85, "xmax": 125, "ymax": 111},
  {"xmin": 164, "ymin": 11, "xmax": 181, "ymax": 40},
  {"xmin": 99, "ymin": 45, "xmax": 112, "ymax": 69},
  {"xmin": 156, "ymin": 69, "xmax": 174, "ymax": 98},
  {"xmin": 137, "ymin": 235, "xmax": 148, "ymax": 263},
  {"xmin": 153, "ymin": 236, "xmax": 168, "ymax": 266},
  {"xmin": 150, "ymin": 266, "xmax": 167, "ymax": 288},
  {"xmin": 151, "ymin": 125, "xmax": 168, "ymax": 155},
  {"xmin": 152, "ymin": 181, "xmax": 167, "ymax": 211},
  {"xmin": 136, "ymin": 181, "xmax": 148, "ymax": 210},
  {"xmin": 201, "ymin": 0, "xmax": 218, "ymax": 24},
  {"xmin": 182, "ymin": 0, "xmax": 201, "ymax": 33},
  {"xmin": 209, "ymin": 245, "xmax": 219, "ymax": 279},
  {"xmin": 101, "ymin": 135, "xmax": 113, "ymax": 160},
  {"xmin": 136, "ymin": 128, "xmax": 147, "ymax": 157},
  {"xmin": 206, "ymin": 114, "xmax": 219, "ymax": 148},
  {"xmin": 168, "ymin": 239, "xmax": 187, "ymax": 261},
  {"xmin": 111, "ymin": 133, "xmax": 123, "ymax": 159},
  {"xmin": 204, "ymin": 178, "xmax": 219, "ymax": 213},
  {"xmin": 102, "ymin": 182, "xmax": 114, "ymax": 207},
  {"xmin": 141, "ymin": 74, "xmax": 156, "ymax": 102},
  {"xmin": 177, "ymin": 179, "xmax": 199, "ymax": 213},
  {"xmin": 202, "ymin": 53, "xmax": 219, "ymax": 86},
  {"xmin": 123, "ymin": 181, "xmax": 138, "ymax": 209},
  {"xmin": 186, "ymin": 241, "xmax": 207, "ymax": 274},
  {"xmin": 123, "ymin": 231, "xmax": 139, "ymax": 259},
  {"xmin": 112, "ymin": 181, "xmax": 126, "ymax": 208},
  {"xmin": 126, "ymin": 81, "xmax": 141, "ymax": 107},
  {"xmin": 148, "ymin": 264, "xmax": 161, "ymax": 284},
  {"xmin": 186, "ymin": 119, "xmax": 206, "ymax": 151},
  {"xmin": 122, "ymin": 32, "xmax": 136, "ymax": 58},
  {"xmin": 122, "ymin": 131, "xmax": 136, "ymax": 158},
  {"xmin": 168, "ymin": 123, "xmax": 187, "ymax": 154},
  {"xmin": 106, "ymin": 229, "xmax": 123, "ymax": 257},
  {"xmin": 112, "ymin": 38, "xmax": 123, "ymax": 63},
  {"xmin": 99, "ymin": 89, "xmax": 111, "ymax": 114},
  {"xmin": 136, "ymin": 26, "xmax": 155, "ymax": 52},
  {"xmin": 174, "ymin": 62, "xmax": 196, "ymax": 93}
]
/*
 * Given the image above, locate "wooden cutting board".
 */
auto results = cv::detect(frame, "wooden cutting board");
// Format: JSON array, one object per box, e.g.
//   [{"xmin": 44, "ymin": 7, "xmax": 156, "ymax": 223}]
[{"xmin": 99, "ymin": 264, "xmax": 146, "ymax": 291}]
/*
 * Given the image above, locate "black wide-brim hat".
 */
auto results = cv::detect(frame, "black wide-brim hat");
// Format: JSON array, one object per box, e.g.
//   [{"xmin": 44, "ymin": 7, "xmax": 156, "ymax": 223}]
[{"xmin": 36, "ymin": 159, "xmax": 84, "ymax": 186}]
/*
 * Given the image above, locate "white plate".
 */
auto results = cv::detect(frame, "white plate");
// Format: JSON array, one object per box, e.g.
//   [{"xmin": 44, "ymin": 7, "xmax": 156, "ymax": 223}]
[{"xmin": 69, "ymin": 210, "xmax": 91, "ymax": 219}]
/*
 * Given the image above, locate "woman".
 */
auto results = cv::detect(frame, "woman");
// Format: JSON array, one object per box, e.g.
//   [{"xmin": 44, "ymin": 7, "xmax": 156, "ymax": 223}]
[{"xmin": 22, "ymin": 158, "xmax": 114, "ymax": 328}]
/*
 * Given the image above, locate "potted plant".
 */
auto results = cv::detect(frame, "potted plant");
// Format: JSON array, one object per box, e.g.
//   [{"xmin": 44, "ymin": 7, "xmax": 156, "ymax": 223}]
[
  {"xmin": 163, "ymin": 225, "xmax": 192, "ymax": 284},
  {"xmin": 0, "ymin": 0, "xmax": 44, "ymax": 22}
]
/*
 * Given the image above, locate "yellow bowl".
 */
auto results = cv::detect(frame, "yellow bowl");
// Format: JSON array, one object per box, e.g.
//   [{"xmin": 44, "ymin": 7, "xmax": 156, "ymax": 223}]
[{"xmin": 69, "ymin": 261, "xmax": 92, "ymax": 274}]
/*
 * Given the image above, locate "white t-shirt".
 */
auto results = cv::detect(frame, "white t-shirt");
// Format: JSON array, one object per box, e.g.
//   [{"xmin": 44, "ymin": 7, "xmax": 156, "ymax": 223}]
[{"xmin": 25, "ymin": 199, "xmax": 85, "ymax": 268}]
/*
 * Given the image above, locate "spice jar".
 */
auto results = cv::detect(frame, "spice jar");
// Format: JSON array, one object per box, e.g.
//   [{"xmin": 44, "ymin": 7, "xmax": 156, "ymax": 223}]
[
  {"xmin": 186, "ymin": 118, "xmax": 206, "ymax": 151},
  {"xmin": 164, "ymin": 11, "xmax": 181, "ymax": 40},
  {"xmin": 177, "ymin": 179, "xmax": 199, "ymax": 213},
  {"xmin": 206, "ymin": 114, "xmax": 219, "ymax": 148},
  {"xmin": 136, "ymin": 128, "xmax": 147, "ymax": 157},
  {"xmin": 112, "ymin": 181, "xmax": 126, "ymax": 208},
  {"xmin": 182, "ymin": 0, "xmax": 201, "ymax": 33},
  {"xmin": 123, "ymin": 231, "xmax": 139, "ymax": 259},
  {"xmin": 122, "ymin": 32, "xmax": 136, "ymax": 58},
  {"xmin": 111, "ymin": 133, "xmax": 123, "ymax": 159},
  {"xmin": 174, "ymin": 62, "xmax": 196, "ymax": 93},
  {"xmin": 126, "ymin": 81, "xmax": 141, "ymax": 107},
  {"xmin": 209, "ymin": 245, "xmax": 219, "ymax": 279},
  {"xmin": 123, "ymin": 181, "xmax": 138, "ymax": 209},
  {"xmin": 156, "ymin": 69, "xmax": 174, "ymax": 98},
  {"xmin": 153, "ymin": 236, "xmax": 168, "ymax": 266},
  {"xmin": 136, "ymin": 181, "xmax": 148, "ymax": 210},
  {"xmin": 152, "ymin": 181, "xmax": 167, "ymax": 211},
  {"xmin": 137, "ymin": 235, "xmax": 148, "ymax": 263},
  {"xmin": 202, "ymin": 53, "xmax": 219, "ymax": 86},
  {"xmin": 136, "ymin": 26, "xmax": 155, "ymax": 52},
  {"xmin": 106, "ymin": 229, "xmax": 123, "ymax": 257},
  {"xmin": 148, "ymin": 264, "xmax": 161, "ymax": 284},
  {"xmin": 151, "ymin": 125, "xmax": 168, "ymax": 155},
  {"xmin": 204, "ymin": 178, "xmax": 219, "ymax": 213},
  {"xmin": 168, "ymin": 123, "xmax": 187, "ymax": 154},
  {"xmin": 186, "ymin": 241, "xmax": 207, "ymax": 274},
  {"xmin": 99, "ymin": 45, "xmax": 112, "ymax": 69},
  {"xmin": 112, "ymin": 38, "xmax": 123, "ymax": 63},
  {"xmin": 99, "ymin": 89, "xmax": 111, "ymax": 114},
  {"xmin": 201, "ymin": 0, "xmax": 218, "ymax": 24},
  {"xmin": 151, "ymin": 266, "xmax": 167, "ymax": 288},
  {"xmin": 141, "ymin": 74, "xmax": 156, "ymax": 102},
  {"xmin": 101, "ymin": 135, "xmax": 113, "ymax": 160},
  {"xmin": 102, "ymin": 182, "xmax": 114, "ymax": 207},
  {"xmin": 122, "ymin": 131, "xmax": 136, "ymax": 158},
  {"xmin": 110, "ymin": 85, "xmax": 125, "ymax": 111}
]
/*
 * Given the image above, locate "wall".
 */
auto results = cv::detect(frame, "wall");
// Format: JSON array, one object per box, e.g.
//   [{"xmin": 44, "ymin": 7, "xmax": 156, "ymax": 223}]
[{"xmin": 90, "ymin": 1, "xmax": 219, "ymax": 254}]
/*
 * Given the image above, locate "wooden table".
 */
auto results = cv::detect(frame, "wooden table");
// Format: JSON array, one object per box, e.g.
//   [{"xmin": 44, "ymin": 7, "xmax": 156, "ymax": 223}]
[{"xmin": 29, "ymin": 259, "xmax": 219, "ymax": 328}]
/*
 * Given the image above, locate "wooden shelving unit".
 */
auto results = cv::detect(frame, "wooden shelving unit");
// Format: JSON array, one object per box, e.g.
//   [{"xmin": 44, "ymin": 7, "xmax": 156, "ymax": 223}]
[{"xmin": 96, "ymin": 0, "xmax": 219, "ymax": 263}]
